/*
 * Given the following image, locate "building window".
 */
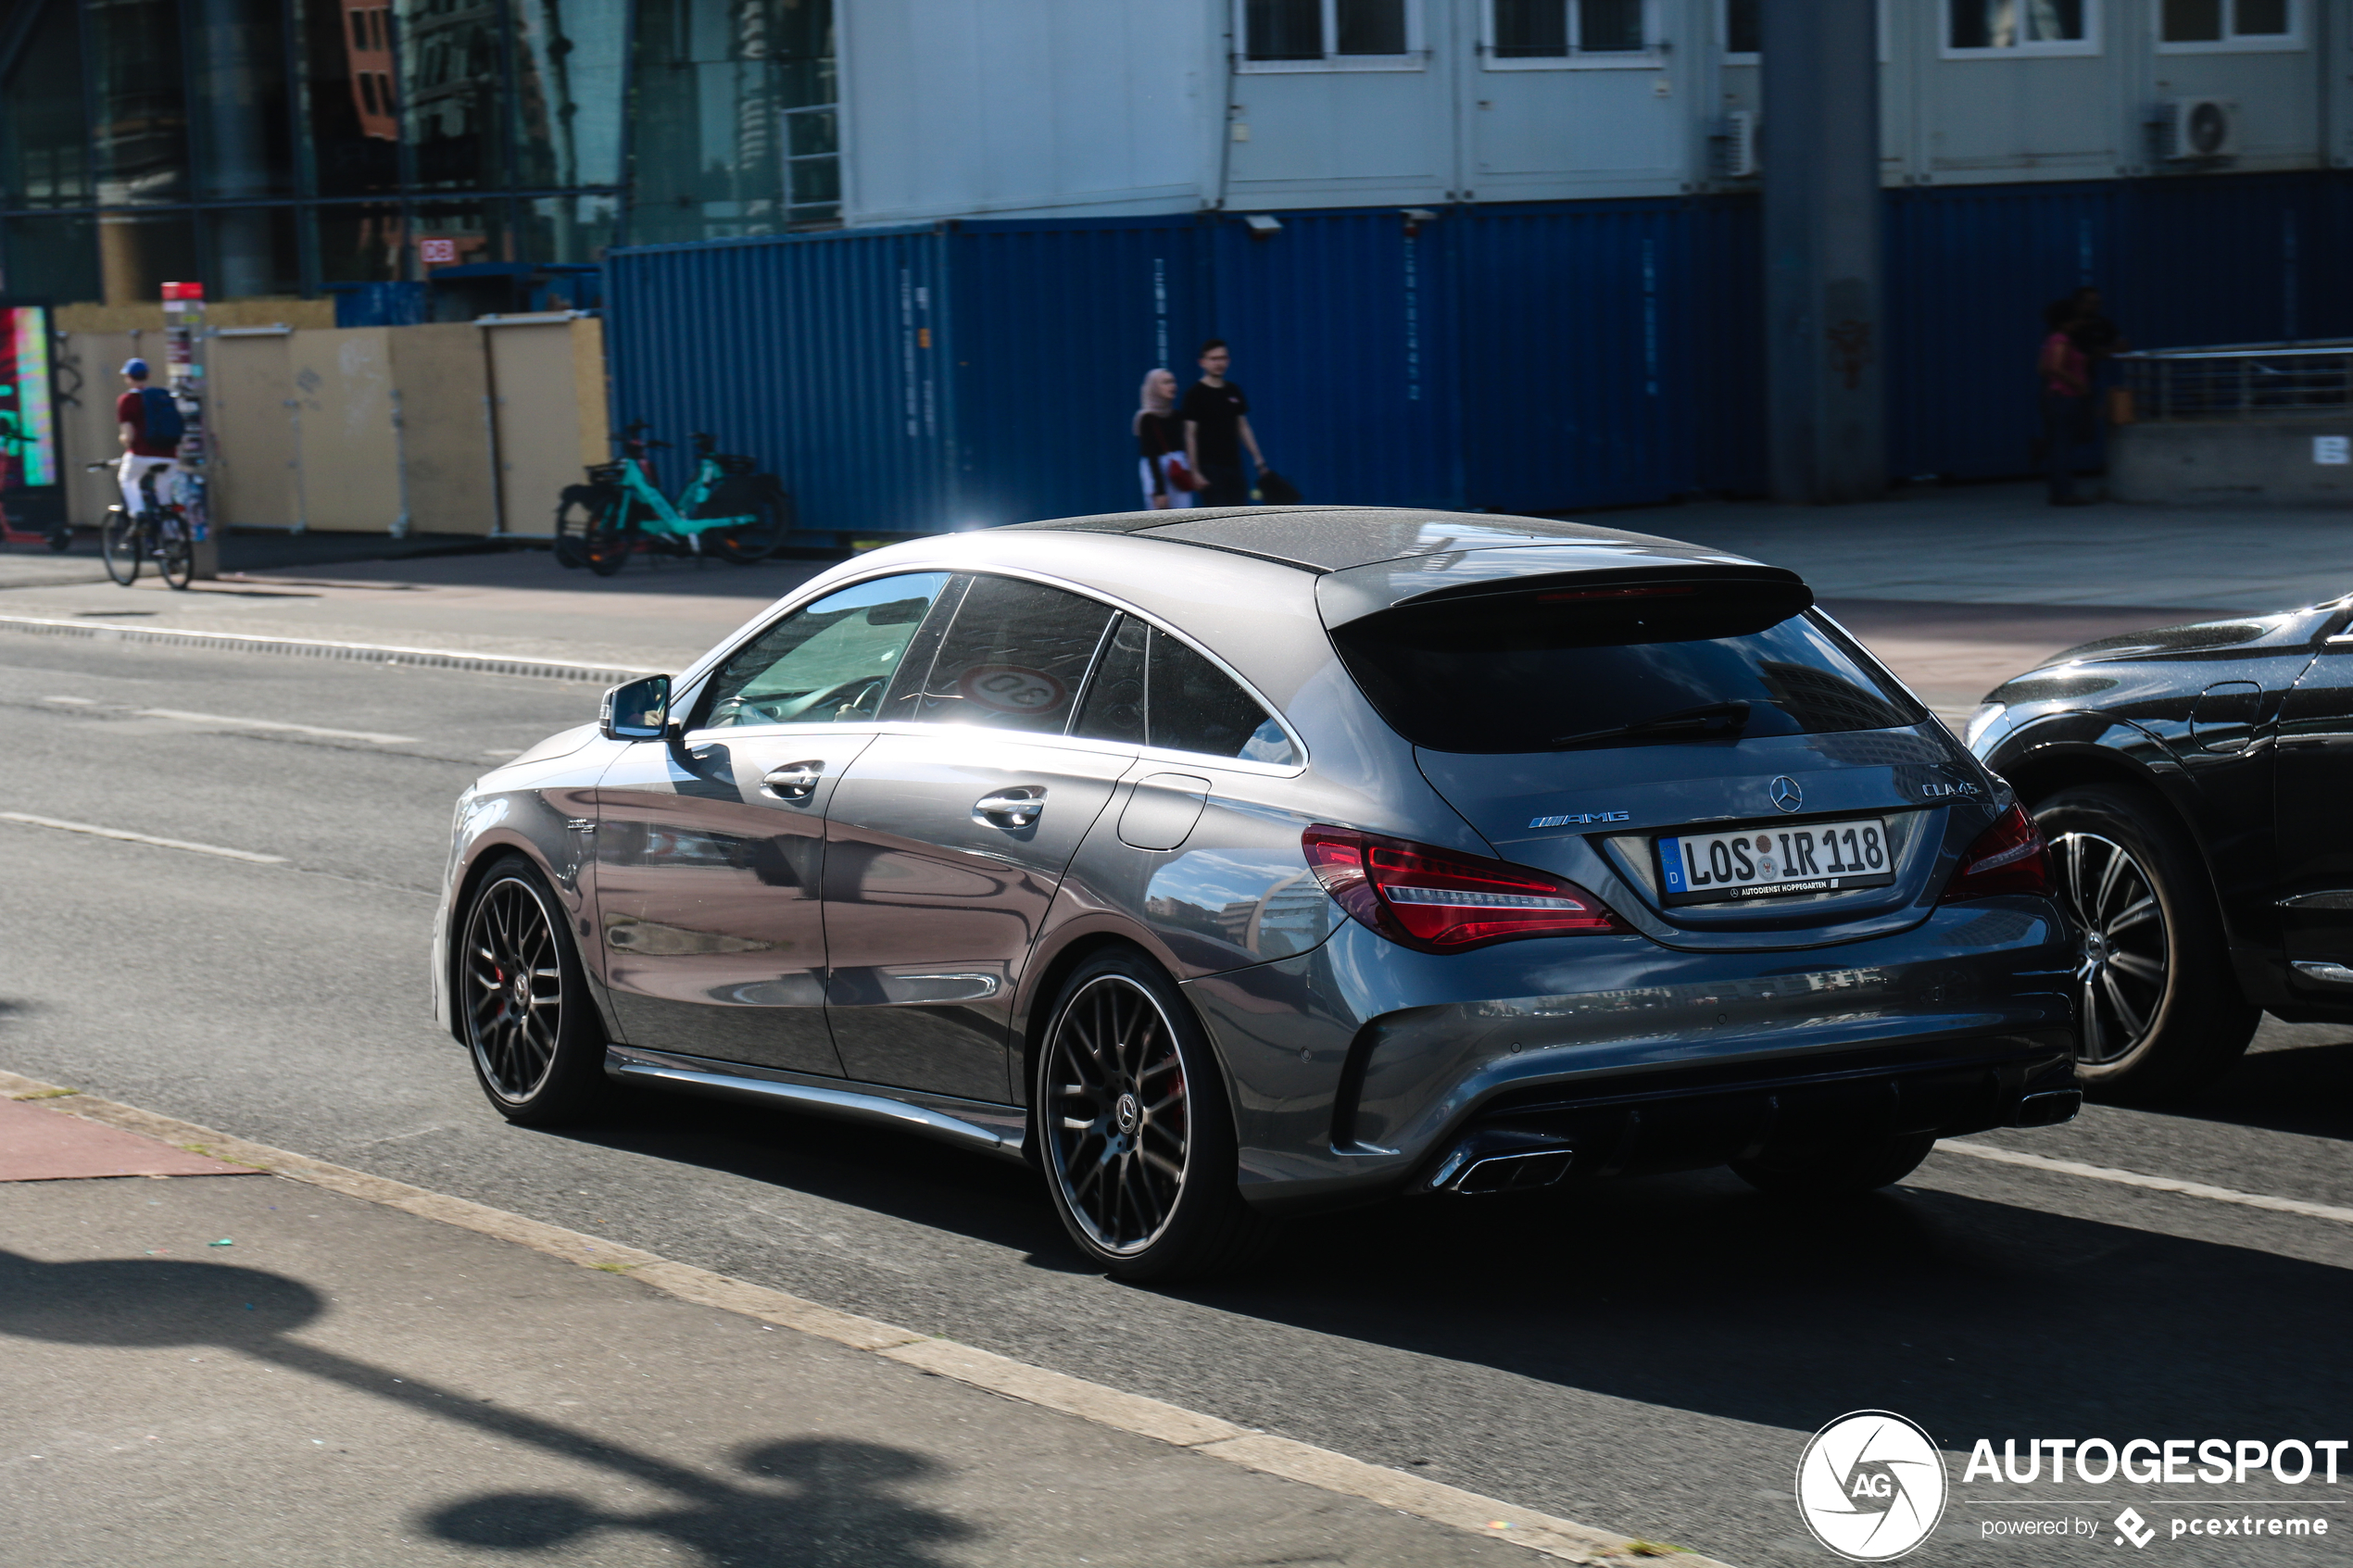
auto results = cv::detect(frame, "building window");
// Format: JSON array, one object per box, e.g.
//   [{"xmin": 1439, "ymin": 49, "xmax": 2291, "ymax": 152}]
[
  {"xmin": 1947, "ymin": 0, "xmax": 2097, "ymax": 54},
  {"xmin": 1724, "ymin": 0, "xmax": 1759, "ymax": 56},
  {"xmin": 1239, "ymin": 0, "xmax": 1419, "ymax": 70},
  {"xmin": 2159, "ymin": 0, "xmax": 2296, "ymax": 48},
  {"xmin": 1485, "ymin": 0, "xmax": 1655, "ymax": 68}
]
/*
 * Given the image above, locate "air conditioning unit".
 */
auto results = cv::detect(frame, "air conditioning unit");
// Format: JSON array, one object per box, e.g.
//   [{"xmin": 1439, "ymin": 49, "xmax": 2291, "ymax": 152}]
[
  {"xmin": 1714, "ymin": 110, "xmax": 1760, "ymax": 179},
  {"xmin": 2155, "ymin": 97, "xmax": 2237, "ymax": 161}
]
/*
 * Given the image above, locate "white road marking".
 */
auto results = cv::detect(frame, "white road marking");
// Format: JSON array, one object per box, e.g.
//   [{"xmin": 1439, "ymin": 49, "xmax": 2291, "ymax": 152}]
[
  {"xmin": 0, "ymin": 812, "xmax": 289, "ymax": 865},
  {"xmin": 1939, "ymin": 1138, "xmax": 2353, "ymax": 1226},
  {"xmin": 133, "ymin": 708, "xmax": 416, "ymax": 745},
  {"xmin": 42, "ymin": 696, "xmax": 94, "ymax": 705}
]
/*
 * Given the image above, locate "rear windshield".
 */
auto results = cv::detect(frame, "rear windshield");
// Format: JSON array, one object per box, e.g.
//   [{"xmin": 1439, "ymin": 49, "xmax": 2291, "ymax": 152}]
[{"xmin": 1331, "ymin": 588, "xmax": 1923, "ymax": 754}]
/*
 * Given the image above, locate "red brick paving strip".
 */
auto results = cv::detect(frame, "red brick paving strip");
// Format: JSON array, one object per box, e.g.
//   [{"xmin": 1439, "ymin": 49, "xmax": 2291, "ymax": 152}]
[{"xmin": 0, "ymin": 1096, "xmax": 257, "ymax": 1181}]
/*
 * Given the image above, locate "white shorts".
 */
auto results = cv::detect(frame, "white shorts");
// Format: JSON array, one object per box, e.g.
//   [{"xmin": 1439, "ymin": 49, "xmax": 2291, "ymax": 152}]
[
  {"xmin": 119, "ymin": 454, "xmax": 180, "ymax": 516},
  {"xmin": 1139, "ymin": 454, "xmax": 1197, "ymax": 508}
]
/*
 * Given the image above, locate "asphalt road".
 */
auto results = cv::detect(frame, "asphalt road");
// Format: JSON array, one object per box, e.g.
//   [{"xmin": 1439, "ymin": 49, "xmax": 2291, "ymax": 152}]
[{"xmin": 4, "ymin": 634, "xmax": 2351, "ymax": 1567}]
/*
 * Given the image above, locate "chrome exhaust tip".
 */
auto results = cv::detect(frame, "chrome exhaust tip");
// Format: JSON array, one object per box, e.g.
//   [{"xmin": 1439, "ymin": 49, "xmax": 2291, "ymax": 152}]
[
  {"xmin": 2007, "ymin": 1088, "xmax": 2082, "ymax": 1128},
  {"xmin": 1425, "ymin": 1130, "xmax": 1575, "ymax": 1195}
]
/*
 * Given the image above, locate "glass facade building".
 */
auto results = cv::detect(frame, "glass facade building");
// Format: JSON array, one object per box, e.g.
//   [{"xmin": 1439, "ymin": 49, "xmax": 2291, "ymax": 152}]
[{"xmin": 0, "ymin": 0, "xmax": 836, "ymax": 303}]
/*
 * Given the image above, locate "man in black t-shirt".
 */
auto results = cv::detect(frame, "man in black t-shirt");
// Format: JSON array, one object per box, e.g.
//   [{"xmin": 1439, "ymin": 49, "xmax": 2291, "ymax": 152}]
[{"xmin": 1179, "ymin": 339, "xmax": 1268, "ymax": 508}]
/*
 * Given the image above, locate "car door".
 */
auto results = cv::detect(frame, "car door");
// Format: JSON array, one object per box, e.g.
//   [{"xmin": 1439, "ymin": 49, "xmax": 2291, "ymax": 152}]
[
  {"xmin": 2271, "ymin": 613, "xmax": 2353, "ymax": 985},
  {"xmin": 823, "ymin": 573, "xmax": 1136, "ymax": 1101},
  {"xmin": 593, "ymin": 572, "xmax": 953, "ymax": 1074}
]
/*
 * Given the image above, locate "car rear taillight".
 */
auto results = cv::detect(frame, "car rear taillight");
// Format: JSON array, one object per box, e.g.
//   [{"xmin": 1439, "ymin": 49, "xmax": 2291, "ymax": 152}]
[
  {"xmin": 1940, "ymin": 803, "xmax": 2054, "ymax": 902},
  {"xmin": 1302, "ymin": 826, "xmax": 1626, "ymax": 952}
]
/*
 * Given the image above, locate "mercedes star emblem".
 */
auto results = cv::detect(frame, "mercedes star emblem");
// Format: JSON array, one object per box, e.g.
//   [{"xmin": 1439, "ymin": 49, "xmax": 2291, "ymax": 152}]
[{"xmin": 1769, "ymin": 776, "xmax": 1804, "ymax": 813}]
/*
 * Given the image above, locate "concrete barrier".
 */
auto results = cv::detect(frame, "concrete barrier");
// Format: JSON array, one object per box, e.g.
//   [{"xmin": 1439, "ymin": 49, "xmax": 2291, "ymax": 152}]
[{"xmin": 2111, "ymin": 420, "xmax": 2353, "ymax": 508}]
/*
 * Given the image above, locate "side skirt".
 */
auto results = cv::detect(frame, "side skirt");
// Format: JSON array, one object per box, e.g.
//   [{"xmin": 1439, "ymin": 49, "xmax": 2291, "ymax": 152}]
[{"xmin": 606, "ymin": 1045, "xmax": 1031, "ymax": 1163}]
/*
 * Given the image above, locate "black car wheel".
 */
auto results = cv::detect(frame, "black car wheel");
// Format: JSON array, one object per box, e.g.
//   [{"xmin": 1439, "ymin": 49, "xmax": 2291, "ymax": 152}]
[
  {"xmin": 459, "ymin": 855, "xmax": 611, "ymax": 1124},
  {"xmin": 1036, "ymin": 949, "xmax": 1272, "ymax": 1283},
  {"xmin": 2033, "ymin": 783, "xmax": 2257, "ymax": 1099}
]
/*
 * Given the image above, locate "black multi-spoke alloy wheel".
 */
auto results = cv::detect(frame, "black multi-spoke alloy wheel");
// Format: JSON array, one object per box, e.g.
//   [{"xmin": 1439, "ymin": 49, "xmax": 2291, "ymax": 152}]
[
  {"xmin": 1730, "ymin": 1132, "xmax": 1936, "ymax": 1198},
  {"xmin": 459, "ymin": 856, "xmax": 610, "ymax": 1124},
  {"xmin": 157, "ymin": 517, "xmax": 194, "ymax": 590},
  {"xmin": 100, "ymin": 509, "xmax": 140, "ymax": 585},
  {"xmin": 2033, "ymin": 784, "xmax": 2256, "ymax": 1099},
  {"xmin": 1036, "ymin": 949, "xmax": 1272, "ymax": 1283}
]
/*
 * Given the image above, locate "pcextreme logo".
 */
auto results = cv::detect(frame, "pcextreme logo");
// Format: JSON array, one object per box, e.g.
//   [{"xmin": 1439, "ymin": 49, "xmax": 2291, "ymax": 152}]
[{"xmin": 1796, "ymin": 1411, "xmax": 1951, "ymax": 1562}]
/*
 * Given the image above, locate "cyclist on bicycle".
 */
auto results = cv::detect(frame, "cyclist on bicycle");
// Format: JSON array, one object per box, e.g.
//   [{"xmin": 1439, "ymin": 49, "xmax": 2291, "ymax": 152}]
[{"xmin": 114, "ymin": 358, "xmax": 182, "ymax": 517}]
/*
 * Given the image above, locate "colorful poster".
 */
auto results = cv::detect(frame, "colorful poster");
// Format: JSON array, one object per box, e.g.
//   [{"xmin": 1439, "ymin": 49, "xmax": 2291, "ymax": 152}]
[{"xmin": 0, "ymin": 305, "xmax": 57, "ymax": 493}]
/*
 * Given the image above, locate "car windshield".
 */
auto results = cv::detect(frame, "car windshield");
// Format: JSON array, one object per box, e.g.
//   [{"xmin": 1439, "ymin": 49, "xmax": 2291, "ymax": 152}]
[{"xmin": 1330, "ymin": 585, "xmax": 1923, "ymax": 754}]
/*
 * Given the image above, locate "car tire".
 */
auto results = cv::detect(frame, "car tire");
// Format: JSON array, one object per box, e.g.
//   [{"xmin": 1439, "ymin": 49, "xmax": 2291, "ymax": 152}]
[
  {"xmin": 458, "ymin": 854, "xmax": 611, "ymax": 1126},
  {"xmin": 2032, "ymin": 782, "xmax": 2257, "ymax": 1100},
  {"xmin": 1034, "ymin": 948, "xmax": 1274, "ymax": 1284},
  {"xmin": 1730, "ymin": 1132, "xmax": 1936, "ymax": 1198}
]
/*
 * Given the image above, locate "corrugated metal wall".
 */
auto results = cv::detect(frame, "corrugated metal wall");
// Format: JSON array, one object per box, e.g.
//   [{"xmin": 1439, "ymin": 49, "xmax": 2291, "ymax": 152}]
[
  {"xmin": 1884, "ymin": 172, "xmax": 2346, "ymax": 483},
  {"xmin": 604, "ymin": 226, "xmax": 955, "ymax": 536},
  {"xmin": 945, "ymin": 217, "xmax": 1210, "ymax": 526},
  {"xmin": 605, "ymin": 171, "xmax": 2350, "ymax": 533}
]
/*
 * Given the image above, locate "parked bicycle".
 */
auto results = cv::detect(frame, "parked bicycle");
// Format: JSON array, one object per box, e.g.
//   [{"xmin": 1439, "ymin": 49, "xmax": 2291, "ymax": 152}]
[
  {"xmin": 91, "ymin": 458, "xmax": 195, "ymax": 590},
  {"xmin": 553, "ymin": 423, "xmax": 794, "ymax": 577}
]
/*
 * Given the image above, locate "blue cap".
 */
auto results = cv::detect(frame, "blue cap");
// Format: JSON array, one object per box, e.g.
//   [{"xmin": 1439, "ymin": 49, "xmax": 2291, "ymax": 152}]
[{"xmin": 121, "ymin": 358, "xmax": 149, "ymax": 379}]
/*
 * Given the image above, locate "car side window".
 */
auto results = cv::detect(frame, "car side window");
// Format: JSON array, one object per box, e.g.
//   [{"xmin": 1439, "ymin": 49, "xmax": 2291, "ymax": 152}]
[
  {"xmin": 911, "ymin": 574, "xmax": 1118, "ymax": 734},
  {"xmin": 697, "ymin": 572, "xmax": 950, "ymax": 731},
  {"xmin": 1076, "ymin": 616, "xmax": 1298, "ymax": 765}
]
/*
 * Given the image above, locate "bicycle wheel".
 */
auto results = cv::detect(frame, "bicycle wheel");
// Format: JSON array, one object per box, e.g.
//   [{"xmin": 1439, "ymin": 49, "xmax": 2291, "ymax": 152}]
[
  {"xmin": 707, "ymin": 483, "xmax": 791, "ymax": 566},
  {"xmin": 157, "ymin": 514, "xmax": 195, "ymax": 590},
  {"xmin": 100, "ymin": 509, "xmax": 141, "ymax": 586},
  {"xmin": 581, "ymin": 494, "xmax": 635, "ymax": 577},
  {"xmin": 551, "ymin": 483, "xmax": 611, "ymax": 570}
]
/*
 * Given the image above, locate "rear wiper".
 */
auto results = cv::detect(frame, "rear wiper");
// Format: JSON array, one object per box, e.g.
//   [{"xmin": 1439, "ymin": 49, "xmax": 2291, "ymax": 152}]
[{"xmin": 1549, "ymin": 701, "xmax": 1752, "ymax": 750}]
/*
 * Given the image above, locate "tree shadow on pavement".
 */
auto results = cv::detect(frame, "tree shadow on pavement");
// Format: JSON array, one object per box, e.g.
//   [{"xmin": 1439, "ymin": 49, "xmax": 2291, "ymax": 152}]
[{"xmin": 0, "ymin": 1248, "xmax": 973, "ymax": 1566}]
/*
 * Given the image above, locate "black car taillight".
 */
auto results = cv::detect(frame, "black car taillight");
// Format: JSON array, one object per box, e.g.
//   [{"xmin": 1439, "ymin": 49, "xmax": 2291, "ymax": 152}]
[
  {"xmin": 1302, "ymin": 826, "xmax": 1626, "ymax": 952},
  {"xmin": 1940, "ymin": 804, "xmax": 2054, "ymax": 903}
]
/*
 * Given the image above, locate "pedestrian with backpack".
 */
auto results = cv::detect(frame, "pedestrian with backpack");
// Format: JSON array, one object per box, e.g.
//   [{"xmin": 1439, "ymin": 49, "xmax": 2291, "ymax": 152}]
[{"xmin": 114, "ymin": 358, "xmax": 183, "ymax": 517}]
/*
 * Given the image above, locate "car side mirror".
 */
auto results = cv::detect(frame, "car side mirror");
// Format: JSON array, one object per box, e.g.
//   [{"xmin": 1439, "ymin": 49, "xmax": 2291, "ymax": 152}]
[{"xmin": 600, "ymin": 674, "xmax": 673, "ymax": 740}]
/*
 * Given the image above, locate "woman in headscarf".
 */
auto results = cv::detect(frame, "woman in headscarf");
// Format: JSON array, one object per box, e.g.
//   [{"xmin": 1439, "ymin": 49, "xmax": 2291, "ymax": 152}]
[{"xmin": 1135, "ymin": 368, "xmax": 1196, "ymax": 509}]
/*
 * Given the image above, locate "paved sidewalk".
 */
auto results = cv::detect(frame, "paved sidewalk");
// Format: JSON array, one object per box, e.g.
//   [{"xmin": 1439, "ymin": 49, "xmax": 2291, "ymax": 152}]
[
  {"xmin": 0, "ymin": 1100, "xmax": 1561, "ymax": 1568},
  {"xmin": 0, "ymin": 484, "xmax": 2334, "ymax": 711}
]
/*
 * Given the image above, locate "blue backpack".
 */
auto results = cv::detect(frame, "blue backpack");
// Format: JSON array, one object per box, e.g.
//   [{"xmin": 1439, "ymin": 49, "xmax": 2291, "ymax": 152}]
[{"xmin": 139, "ymin": 386, "xmax": 184, "ymax": 445}]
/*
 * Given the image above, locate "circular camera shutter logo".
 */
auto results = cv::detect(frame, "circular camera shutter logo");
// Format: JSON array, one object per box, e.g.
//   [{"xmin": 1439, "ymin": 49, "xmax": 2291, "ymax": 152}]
[
  {"xmin": 957, "ymin": 664, "xmax": 1066, "ymax": 715},
  {"xmin": 1795, "ymin": 1411, "xmax": 1948, "ymax": 1562}
]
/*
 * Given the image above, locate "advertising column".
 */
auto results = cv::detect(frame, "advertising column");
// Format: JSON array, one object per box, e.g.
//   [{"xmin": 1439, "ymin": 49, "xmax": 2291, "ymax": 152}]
[
  {"xmin": 0, "ymin": 302, "xmax": 67, "ymax": 547},
  {"xmin": 162, "ymin": 282, "xmax": 220, "ymax": 579}
]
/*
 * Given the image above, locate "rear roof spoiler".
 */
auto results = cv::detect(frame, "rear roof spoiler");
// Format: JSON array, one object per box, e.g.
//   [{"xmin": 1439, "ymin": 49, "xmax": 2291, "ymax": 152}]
[{"xmin": 1315, "ymin": 551, "xmax": 1812, "ymax": 629}]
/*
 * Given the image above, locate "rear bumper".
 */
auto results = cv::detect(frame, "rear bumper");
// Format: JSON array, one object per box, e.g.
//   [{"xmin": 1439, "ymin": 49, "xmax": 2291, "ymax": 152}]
[{"xmin": 1180, "ymin": 897, "xmax": 2077, "ymax": 1215}]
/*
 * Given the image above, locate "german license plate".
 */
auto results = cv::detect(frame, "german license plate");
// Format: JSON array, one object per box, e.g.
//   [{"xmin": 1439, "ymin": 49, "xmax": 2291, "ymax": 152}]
[{"xmin": 1656, "ymin": 818, "xmax": 1894, "ymax": 905}]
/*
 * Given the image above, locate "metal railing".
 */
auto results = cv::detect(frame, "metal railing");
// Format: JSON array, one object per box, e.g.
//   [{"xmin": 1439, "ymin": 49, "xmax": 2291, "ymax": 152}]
[{"xmin": 2116, "ymin": 341, "xmax": 2353, "ymax": 422}]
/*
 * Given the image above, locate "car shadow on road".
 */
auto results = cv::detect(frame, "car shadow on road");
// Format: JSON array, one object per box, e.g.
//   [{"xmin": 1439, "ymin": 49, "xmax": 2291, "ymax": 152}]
[
  {"xmin": 1189, "ymin": 1170, "xmax": 2352, "ymax": 1449},
  {"xmin": 0, "ymin": 1248, "xmax": 975, "ymax": 1566},
  {"xmin": 547, "ymin": 1081, "xmax": 2351, "ymax": 1461},
  {"xmin": 2153, "ymin": 1031, "xmax": 2353, "ymax": 1141}
]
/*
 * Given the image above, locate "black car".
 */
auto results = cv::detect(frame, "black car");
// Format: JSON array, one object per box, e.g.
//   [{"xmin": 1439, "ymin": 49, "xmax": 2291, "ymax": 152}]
[{"xmin": 1969, "ymin": 598, "xmax": 2353, "ymax": 1098}]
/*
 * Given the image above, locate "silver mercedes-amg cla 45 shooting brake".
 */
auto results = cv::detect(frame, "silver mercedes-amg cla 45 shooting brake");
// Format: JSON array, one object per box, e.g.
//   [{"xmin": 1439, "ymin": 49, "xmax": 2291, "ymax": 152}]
[{"xmin": 434, "ymin": 508, "xmax": 2082, "ymax": 1280}]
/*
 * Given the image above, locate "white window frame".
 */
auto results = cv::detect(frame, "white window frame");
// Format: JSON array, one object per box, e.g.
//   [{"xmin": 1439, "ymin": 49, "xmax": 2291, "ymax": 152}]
[
  {"xmin": 2156, "ymin": 0, "xmax": 2303, "ymax": 54},
  {"xmin": 1235, "ymin": 0, "xmax": 1426, "ymax": 74},
  {"xmin": 1941, "ymin": 0, "xmax": 2102, "ymax": 57},
  {"xmin": 1480, "ymin": 0, "xmax": 1664, "ymax": 70}
]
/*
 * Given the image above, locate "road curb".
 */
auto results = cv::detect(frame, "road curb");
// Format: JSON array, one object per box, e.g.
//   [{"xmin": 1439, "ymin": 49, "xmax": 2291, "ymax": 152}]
[
  {"xmin": 0, "ymin": 613, "xmax": 650, "ymax": 684},
  {"xmin": 0, "ymin": 1067, "xmax": 1724, "ymax": 1567}
]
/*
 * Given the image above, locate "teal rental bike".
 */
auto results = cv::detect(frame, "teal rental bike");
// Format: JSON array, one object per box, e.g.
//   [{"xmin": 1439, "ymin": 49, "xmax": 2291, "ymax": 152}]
[{"xmin": 553, "ymin": 422, "xmax": 794, "ymax": 576}]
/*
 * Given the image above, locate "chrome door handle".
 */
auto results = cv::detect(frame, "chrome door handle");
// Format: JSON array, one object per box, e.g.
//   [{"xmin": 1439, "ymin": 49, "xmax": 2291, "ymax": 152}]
[
  {"xmin": 974, "ymin": 787, "xmax": 1046, "ymax": 828},
  {"xmin": 762, "ymin": 761, "xmax": 824, "ymax": 799}
]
